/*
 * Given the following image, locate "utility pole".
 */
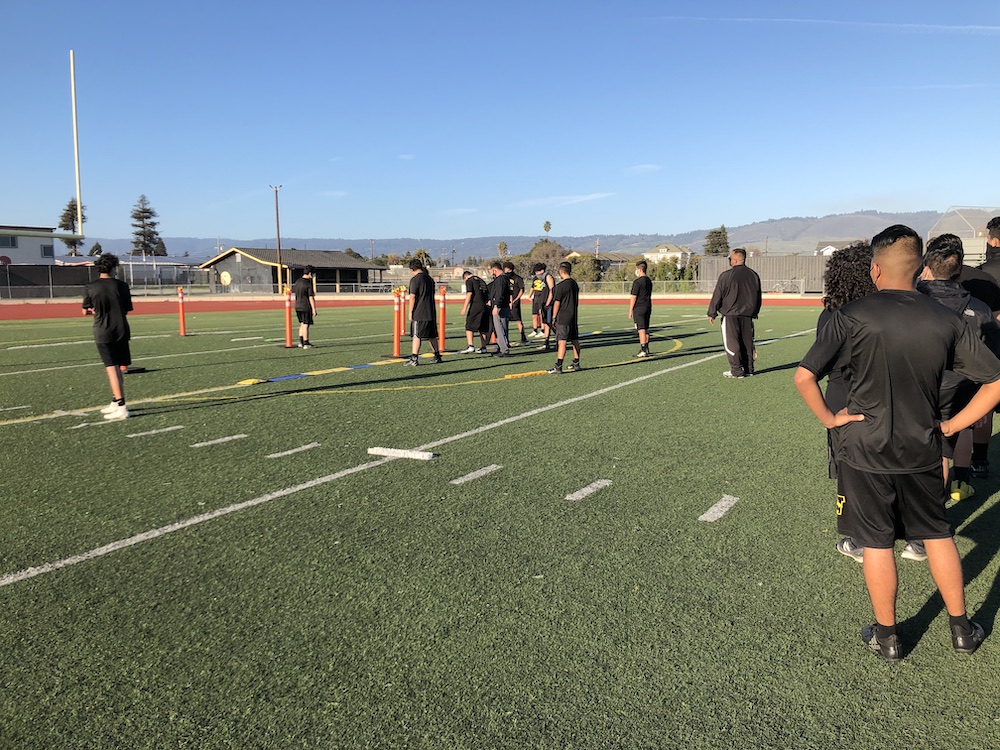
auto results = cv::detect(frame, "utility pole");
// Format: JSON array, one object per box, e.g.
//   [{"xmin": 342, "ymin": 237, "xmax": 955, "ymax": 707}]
[{"xmin": 270, "ymin": 185, "xmax": 283, "ymax": 292}]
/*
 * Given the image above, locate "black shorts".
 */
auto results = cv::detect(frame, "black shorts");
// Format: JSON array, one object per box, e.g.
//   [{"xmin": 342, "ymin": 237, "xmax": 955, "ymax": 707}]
[
  {"xmin": 296, "ymin": 310, "xmax": 314, "ymax": 325},
  {"xmin": 509, "ymin": 301, "xmax": 522, "ymax": 322},
  {"xmin": 633, "ymin": 307, "xmax": 651, "ymax": 331},
  {"xmin": 555, "ymin": 323, "xmax": 579, "ymax": 342},
  {"xmin": 96, "ymin": 339, "xmax": 131, "ymax": 368},
  {"xmin": 411, "ymin": 320, "xmax": 437, "ymax": 340},
  {"xmin": 531, "ymin": 299, "xmax": 544, "ymax": 316},
  {"xmin": 542, "ymin": 306, "xmax": 554, "ymax": 325},
  {"xmin": 465, "ymin": 308, "xmax": 489, "ymax": 333},
  {"xmin": 836, "ymin": 463, "xmax": 952, "ymax": 547}
]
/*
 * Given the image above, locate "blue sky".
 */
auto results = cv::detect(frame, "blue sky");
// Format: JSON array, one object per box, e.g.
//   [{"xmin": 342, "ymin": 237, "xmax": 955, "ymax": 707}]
[{"xmin": 3, "ymin": 0, "xmax": 999, "ymax": 242}]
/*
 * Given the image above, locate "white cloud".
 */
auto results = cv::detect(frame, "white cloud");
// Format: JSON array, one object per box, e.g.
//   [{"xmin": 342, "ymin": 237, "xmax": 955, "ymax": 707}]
[
  {"xmin": 398, "ymin": 154, "xmax": 416, "ymax": 161},
  {"xmin": 509, "ymin": 193, "xmax": 615, "ymax": 209}
]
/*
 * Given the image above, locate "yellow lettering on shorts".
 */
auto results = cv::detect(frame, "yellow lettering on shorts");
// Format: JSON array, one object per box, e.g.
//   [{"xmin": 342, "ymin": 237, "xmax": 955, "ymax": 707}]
[{"xmin": 836, "ymin": 494, "xmax": 847, "ymax": 516}]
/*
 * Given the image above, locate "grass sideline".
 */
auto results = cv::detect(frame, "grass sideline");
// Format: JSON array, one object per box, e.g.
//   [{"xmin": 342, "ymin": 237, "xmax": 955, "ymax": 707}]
[{"xmin": 1, "ymin": 304, "xmax": 999, "ymax": 749}]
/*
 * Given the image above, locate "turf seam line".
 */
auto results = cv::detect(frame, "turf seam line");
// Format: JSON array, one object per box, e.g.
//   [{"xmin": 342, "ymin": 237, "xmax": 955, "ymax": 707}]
[
  {"xmin": 126, "ymin": 426, "xmax": 185, "ymax": 438},
  {"xmin": 266, "ymin": 442, "xmax": 320, "ymax": 459},
  {"xmin": 190, "ymin": 434, "xmax": 248, "ymax": 448},
  {"xmin": 0, "ymin": 456, "xmax": 398, "ymax": 589},
  {"xmin": 699, "ymin": 495, "xmax": 740, "ymax": 522},
  {"xmin": 565, "ymin": 479, "xmax": 612, "ymax": 502},
  {"xmin": 449, "ymin": 464, "xmax": 502, "ymax": 485}
]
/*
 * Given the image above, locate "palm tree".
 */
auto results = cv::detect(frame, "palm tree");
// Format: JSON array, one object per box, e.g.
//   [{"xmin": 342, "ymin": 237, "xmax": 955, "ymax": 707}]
[
  {"xmin": 497, "ymin": 241, "xmax": 508, "ymax": 258},
  {"xmin": 543, "ymin": 221, "xmax": 551, "ymax": 239}
]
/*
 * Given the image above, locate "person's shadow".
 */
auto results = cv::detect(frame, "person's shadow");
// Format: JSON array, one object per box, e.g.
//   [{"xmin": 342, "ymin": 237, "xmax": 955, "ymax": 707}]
[{"xmin": 901, "ymin": 485, "xmax": 1000, "ymax": 651}]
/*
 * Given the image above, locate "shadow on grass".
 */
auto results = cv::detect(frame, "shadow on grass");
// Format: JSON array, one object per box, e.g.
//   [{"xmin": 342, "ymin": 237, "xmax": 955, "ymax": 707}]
[{"xmin": 902, "ymin": 488, "xmax": 1000, "ymax": 649}]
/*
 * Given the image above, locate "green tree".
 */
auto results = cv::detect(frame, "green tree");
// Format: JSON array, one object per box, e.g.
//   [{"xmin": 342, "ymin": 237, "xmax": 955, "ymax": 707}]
[
  {"xmin": 654, "ymin": 257, "xmax": 680, "ymax": 281},
  {"xmin": 543, "ymin": 221, "xmax": 551, "ymax": 239},
  {"xmin": 88, "ymin": 241, "xmax": 103, "ymax": 257},
  {"xmin": 497, "ymin": 240, "xmax": 508, "ymax": 258},
  {"xmin": 703, "ymin": 225, "xmax": 730, "ymax": 256},
  {"xmin": 413, "ymin": 248, "xmax": 434, "ymax": 267},
  {"xmin": 129, "ymin": 195, "xmax": 162, "ymax": 257},
  {"xmin": 153, "ymin": 237, "xmax": 167, "ymax": 257},
  {"xmin": 344, "ymin": 248, "xmax": 365, "ymax": 261},
  {"xmin": 573, "ymin": 254, "xmax": 601, "ymax": 283},
  {"xmin": 58, "ymin": 198, "xmax": 87, "ymax": 255}
]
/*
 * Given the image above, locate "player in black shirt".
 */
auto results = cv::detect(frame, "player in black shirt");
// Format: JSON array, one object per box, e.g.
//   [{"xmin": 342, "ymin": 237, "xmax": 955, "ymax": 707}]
[
  {"xmin": 459, "ymin": 271, "xmax": 490, "ymax": 353},
  {"xmin": 707, "ymin": 248, "xmax": 762, "ymax": 378},
  {"xmin": 82, "ymin": 253, "xmax": 133, "ymax": 421},
  {"xmin": 547, "ymin": 261, "xmax": 581, "ymax": 374},
  {"xmin": 628, "ymin": 260, "xmax": 654, "ymax": 357},
  {"xmin": 292, "ymin": 265, "xmax": 317, "ymax": 348},
  {"xmin": 488, "ymin": 261, "xmax": 511, "ymax": 356},
  {"xmin": 404, "ymin": 259, "xmax": 441, "ymax": 366},
  {"xmin": 796, "ymin": 225, "xmax": 1000, "ymax": 660}
]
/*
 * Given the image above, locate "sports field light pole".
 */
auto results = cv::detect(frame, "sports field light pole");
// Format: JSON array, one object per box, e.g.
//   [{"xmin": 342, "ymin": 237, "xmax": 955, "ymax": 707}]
[{"xmin": 269, "ymin": 184, "xmax": 283, "ymax": 294}]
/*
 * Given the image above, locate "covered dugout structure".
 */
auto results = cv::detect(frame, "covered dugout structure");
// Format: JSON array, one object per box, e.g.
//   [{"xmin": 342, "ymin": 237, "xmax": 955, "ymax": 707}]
[{"xmin": 199, "ymin": 248, "xmax": 387, "ymax": 294}]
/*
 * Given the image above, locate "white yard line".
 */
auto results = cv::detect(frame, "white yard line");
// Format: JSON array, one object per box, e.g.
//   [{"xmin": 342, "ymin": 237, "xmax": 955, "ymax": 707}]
[
  {"xmin": 449, "ymin": 464, "xmax": 502, "ymax": 485},
  {"xmin": 565, "ymin": 480, "xmax": 612, "ymax": 502},
  {"xmin": 266, "ymin": 442, "xmax": 320, "ymax": 459},
  {"xmin": 699, "ymin": 495, "xmax": 740, "ymax": 522},
  {"xmin": 190, "ymin": 434, "xmax": 248, "ymax": 448},
  {"xmin": 7, "ymin": 334, "xmax": 169, "ymax": 350},
  {"xmin": 368, "ymin": 447, "xmax": 436, "ymax": 460},
  {"xmin": 0, "ymin": 330, "xmax": 811, "ymax": 588},
  {"xmin": 126, "ymin": 425, "xmax": 185, "ymax": 439}
]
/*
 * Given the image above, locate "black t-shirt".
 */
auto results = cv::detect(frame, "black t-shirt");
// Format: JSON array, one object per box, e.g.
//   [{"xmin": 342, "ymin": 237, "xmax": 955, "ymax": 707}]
[
  {"xmin": 959, "ymin": 264, "xmax": 1000, "ymax": 313},
  {"xmin": 408, "ymin": 271, "xmax": 436, "ymax": 321},
  {"xmin": 509, "ymin": 273, "xmax": 524, "ymax": 304},
  {"xmin": 799, "ymin": 289, "xmax": 1000, "ymax": 473},
  {"xmin": 464, "ymin": 276, "xmax": 488, "ymax": 313},
  {"xmin": 707, "ymin": 265, "xmax": 762, "ymax": 318},
  {"xmin": 292, "ymin": 276, "xmax": 315, "ymax": 312},
  {"xmin": 553, "ymin": 277, "xmax": 580, "ymax": 326},
  {"xmin": 630, "ymin": 275, "xmax": 653, "ymax": 310},
  {"xmin": 82, "ymin": 277, "xmax": 132, "ymax": 344}
]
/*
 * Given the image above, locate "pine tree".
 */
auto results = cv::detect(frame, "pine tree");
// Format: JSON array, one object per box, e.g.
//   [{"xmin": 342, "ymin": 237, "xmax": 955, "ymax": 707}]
[
  {"xmin": 58, "ymin": 198, "xmax": 87, "ymax": 255},
  {"xmin": 130, "ymin": 195, "xmax": 162, "ymax": 257},
  {"xmin": 153, "ymin": 238, "xmax": 168, "ymax": 257},
  {"xmin": 88, "ymin": 241, "xmax": 103, "ymax": 256},
  {"xmin": 703, "ymin": 225, "xmax": 730, "ymax": 255}
]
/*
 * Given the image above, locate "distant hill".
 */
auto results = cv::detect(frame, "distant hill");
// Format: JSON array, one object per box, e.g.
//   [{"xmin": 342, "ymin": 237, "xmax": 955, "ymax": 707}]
[{"xmin": 88, "ymin": 210, "xmax": 945, "ymax": 263}]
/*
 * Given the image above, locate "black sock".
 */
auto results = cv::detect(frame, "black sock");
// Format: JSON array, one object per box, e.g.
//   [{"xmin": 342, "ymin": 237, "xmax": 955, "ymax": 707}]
[
  {"xmin": 556, "ymin": 358, "xmax": 564, "ymax": 367},
  {"xmin": 972, "ymin": 443, "xmax": 989, "ymax": 463},
  {"xmin": 116, "ymin": 397, "xmax": 125, "ymax": 407},
  {"xmin": 954, "ymin": 466, "xmax": 971, "ymax": 483},
  {"xmin": 299, "ymin": 337, "xmax": 304, "ymax": 345},
  {"xmin": 572, "ymin": 358, "xmax": 579, "ymax": 365},
  {"xmin": 875, "ymin": 623, "xmax": 897, "ymax": 640},
  {"xmin": 950, "ymin": 613, "xmax": 972, "ymax": 634}
]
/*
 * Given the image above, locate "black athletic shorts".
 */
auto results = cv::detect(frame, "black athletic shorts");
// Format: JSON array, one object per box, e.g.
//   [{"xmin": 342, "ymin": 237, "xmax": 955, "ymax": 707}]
[
  {"xmin": 296, "ymin": 310, "xmax": 314, "ymax": 325},
  {"xmin": 555, "ymin": 323, "xmax": 579, "ymax": 342},
  {"xmin": 633, "ymin": 306, "xmax": 651, "ymax": 331},
  {"xmin": 466, "ymin": 308, "xmax": 489, "ymax": 333},
  {"xmin": 542, "ymin": 306, "xmax": 554, "ymax": 325},
  {"xmin": 411, "ymin": 320, "xmax": 438, "ymax": 340},
  {"xmin": 835, "ymin": 463, "xmax": 952, "ymax": 548},
  {"xmin": 509, "ymin": 301, "xmax": 522, "ymax": 322},
  {"xmin": 531, "ymin": 298, "xmax": 544, "ymax": 316},
  {"xmin": 96, "ymin": 340, "xmax": 131, "ymax": 368}
]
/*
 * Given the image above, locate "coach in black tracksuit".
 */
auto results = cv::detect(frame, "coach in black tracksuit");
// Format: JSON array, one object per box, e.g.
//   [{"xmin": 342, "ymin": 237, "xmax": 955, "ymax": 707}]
[{"xmin": 707, "ymin": 247, "xmax": 762, "ymax": 378}]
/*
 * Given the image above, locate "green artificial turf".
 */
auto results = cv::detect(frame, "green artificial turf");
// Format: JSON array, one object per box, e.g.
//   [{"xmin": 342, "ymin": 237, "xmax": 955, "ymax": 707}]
[{"xmin": 1, "ymin": 303, "xmax": 999, "ymax": 748}]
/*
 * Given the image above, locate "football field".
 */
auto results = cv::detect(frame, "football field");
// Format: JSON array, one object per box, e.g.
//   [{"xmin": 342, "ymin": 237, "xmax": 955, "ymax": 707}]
[{"xmin": 2, "ymin": 302, "xmax": 999, "ymax": 748}]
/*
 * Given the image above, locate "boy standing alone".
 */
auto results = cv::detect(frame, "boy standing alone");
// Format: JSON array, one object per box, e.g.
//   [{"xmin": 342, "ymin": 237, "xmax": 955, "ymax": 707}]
[
  {"xmin": 547, "ymin": 261, "xmax": 581, "ymax": 374},
  {"xmin": 82, "ymin": 253, "xmax": 133, "ymax": 421},
  {"xmin": 292, "ymin": 265, "xmax": 317, "ymax": 348}
]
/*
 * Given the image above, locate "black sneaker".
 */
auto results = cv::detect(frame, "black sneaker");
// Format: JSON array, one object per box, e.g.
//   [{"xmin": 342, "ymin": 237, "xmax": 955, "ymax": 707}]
[
  {"xmin": 862, "ymin": 624, "xmax": 903, "ymax": 662},
  {"xmin": 971, "ymin": 461, "xmax": 990, "ymax": 478},
  {"xmin": 491, "ymin": 352, "xmax": 508, "ymax": 358},
  {"xmin": 951, "ymin": 621, "xmax": 986, "ymax": 655},
  {"xmin": 547, "ymin": 365, "xmax": 562, "ymax": 375},
  {"xmin": 567, "ymin": 362, "xmax": 581, "ymax": 372},
  {"xmin": 431, "ymin": 354, "xmax": 443, "ymax": 364},
  {"xmin": 403, "ymin": 356, "xmax": 418, "ymax": 367}
]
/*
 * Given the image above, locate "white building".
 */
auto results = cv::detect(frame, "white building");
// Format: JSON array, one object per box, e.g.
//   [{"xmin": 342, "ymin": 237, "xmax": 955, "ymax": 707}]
[{"xmin": 0, "ymin": 225, "xmax": 57, "ymax": 265}]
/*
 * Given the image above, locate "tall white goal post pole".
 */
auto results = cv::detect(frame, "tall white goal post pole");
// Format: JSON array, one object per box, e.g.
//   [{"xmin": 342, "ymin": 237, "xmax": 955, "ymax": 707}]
[{"xmin": 70, "ymin": 50, "xmax": 84, "ymax": 242}]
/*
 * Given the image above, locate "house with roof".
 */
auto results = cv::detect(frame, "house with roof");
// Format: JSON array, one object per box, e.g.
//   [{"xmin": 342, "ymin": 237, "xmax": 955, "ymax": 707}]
[
  {"xmin": 0, "ymin": 225, "xmax": 58, "ymax": 265},
  {"xmin": 199, "ymin": 247, "xmax": 387, "ymax": 293},
  {"xmin": 642, "ymin": 243, "xmax": 692, "ymax": 265},
  {"xmin": 814, "ymin": 240, "xmax": 859, "ymax": 257}
]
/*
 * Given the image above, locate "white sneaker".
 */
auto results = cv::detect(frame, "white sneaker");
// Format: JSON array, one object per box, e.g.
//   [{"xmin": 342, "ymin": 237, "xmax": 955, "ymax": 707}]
[
  {"xmin": 100, "ymin": 401, "xmax": 119, "ymax": 414},
  {"xmin": 103, "ymin": 405, "xmax": 129, "ymax": 421},
  {"xmin": 459, "ymin": 345, "xmax": 476, "ymax": 354}
]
